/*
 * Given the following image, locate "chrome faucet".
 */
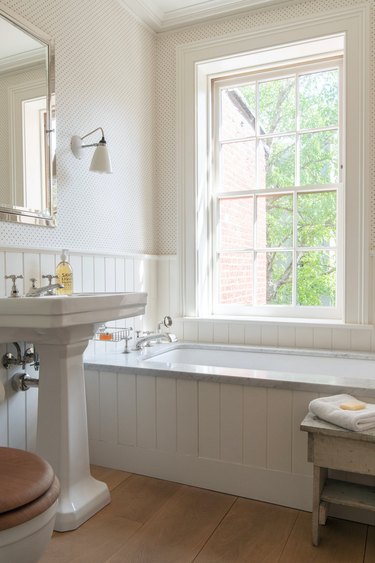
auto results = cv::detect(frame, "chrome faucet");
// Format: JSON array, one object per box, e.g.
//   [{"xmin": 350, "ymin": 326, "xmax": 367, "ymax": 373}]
[
  {"xmin": 134, "ymin": 332, "xmax": 177, "ymax": 350},
  {"xmin": 26, "ymin": 277, "xmax": 64, "ymax": 297}
]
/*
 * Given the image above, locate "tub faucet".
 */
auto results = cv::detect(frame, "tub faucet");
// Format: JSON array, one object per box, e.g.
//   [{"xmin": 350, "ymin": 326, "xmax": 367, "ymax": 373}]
[
  {"xmin": 26, "ymin": 278, "xmax": 64, "ymax": 297},
  {"xmin": 134, "ymin": 332, "xmax": 177, "ymax": 350}
]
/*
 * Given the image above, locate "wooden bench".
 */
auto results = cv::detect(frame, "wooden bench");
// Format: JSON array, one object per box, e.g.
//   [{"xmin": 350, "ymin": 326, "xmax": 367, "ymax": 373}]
[{"xmin": 300, "ymin": 413, "xmax": 375, "ymax": 546}]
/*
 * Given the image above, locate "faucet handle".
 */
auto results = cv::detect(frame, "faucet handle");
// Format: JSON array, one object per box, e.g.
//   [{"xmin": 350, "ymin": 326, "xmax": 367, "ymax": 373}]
[
  {"xmin": 123, "ymin": 327, "xmax": 133, "ymax": 354},
  {"xmin": 5, "ymin": 275, "xmax": 23, "ymax": 298},
  {"xmin": 42, "ymin": 274, "xmax": 58, "ymax": 285}
]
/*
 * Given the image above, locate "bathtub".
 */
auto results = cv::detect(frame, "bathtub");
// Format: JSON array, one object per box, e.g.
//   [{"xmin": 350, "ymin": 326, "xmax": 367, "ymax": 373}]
[
  {"xmin": 85, "ymin": 341, "xmax": 375, "ymax": 396},
  {"xmin": 134, "ymin": 342, "xmax": 375, "ymax": 396},
  {"xmin": 84, "ymin": 342, "xmax": 375, "ymax": 518},
  {"xmin": 143, "ymin": 343, "xmax": 375, "ymax": 378}
]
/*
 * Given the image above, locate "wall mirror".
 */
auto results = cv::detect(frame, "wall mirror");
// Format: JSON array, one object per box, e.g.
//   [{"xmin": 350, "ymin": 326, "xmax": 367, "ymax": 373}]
[{"xmin": 0, "ymin": 4, "xmax": 56, "ymax": 227}]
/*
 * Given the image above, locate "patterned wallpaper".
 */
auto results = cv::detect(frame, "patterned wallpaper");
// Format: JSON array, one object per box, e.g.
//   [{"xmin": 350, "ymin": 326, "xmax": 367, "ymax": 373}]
[
  {"xmin": 155, "ymin": 0, "xmax": 373, "ymax": 254},
  {"xmin": 0, "ymin": 0, "xmax": 157, "ymax": 254},
  {"xmin": 0, "ymin": 0, "xmax": 372, "ymax": 256}
]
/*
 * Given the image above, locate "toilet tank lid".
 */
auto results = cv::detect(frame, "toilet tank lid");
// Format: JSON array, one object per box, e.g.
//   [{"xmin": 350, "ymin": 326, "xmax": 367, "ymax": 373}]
[{"xmin": 0, "ymin": 447, "xmax": 55, "ymax": 513}]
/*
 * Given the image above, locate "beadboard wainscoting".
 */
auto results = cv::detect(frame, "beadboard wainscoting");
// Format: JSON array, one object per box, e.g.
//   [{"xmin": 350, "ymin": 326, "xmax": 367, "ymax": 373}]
[
  {"xmin": 84, "ymin": 368, "xmax": 375, "ymax": 519},
  {"xmin": 0, "ymin": 246, "xmax": 159, "ymax": 452}
]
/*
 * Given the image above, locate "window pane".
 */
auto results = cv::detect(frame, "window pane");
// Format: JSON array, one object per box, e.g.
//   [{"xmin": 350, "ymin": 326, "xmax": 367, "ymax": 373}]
[
  {"xmin": 297, "ymin": 251, "xmax": 336, "ymax": 306},
  {"xmin": 256, "ymin": 194, "xmax": 293, "ymax": 248},
  {"xmin": 300, "ymin": 131, "xmax": 338, "ymax": 185},
  {"xmin": 221, "ymin": 85, "xmax": 256, "ymax": 140},
  {"xmin": 299, "ymin": 69, "xmax": 339, "ymax": 129},
  {"xmin": 256, "ymin": 251, "xmax": 292, "ymax": 305},
  {"xmin": 218, "ymin": 252, "xmax": 253, "ymax": 305},
  {"xmin": 297, "ymin": 192, "xmax": 336, "ymax": 247},
  {"xmin": 219, "ymin": 197, "xmax": 253, "ymax": 250},
  {"xmin": 259, "ymin": 77, "xmax": 295, "ymax": 134},
  {"xmin": 220, "ymin": 140, "xmax": 256, "ymax": 191},
  {"xmin": 258, "ymin": 135, "xmax": 295, "ymax": 189}
]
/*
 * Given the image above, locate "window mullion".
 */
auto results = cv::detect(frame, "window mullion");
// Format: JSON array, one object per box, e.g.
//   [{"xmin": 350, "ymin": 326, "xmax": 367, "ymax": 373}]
[
  {"xmin": 292, "ymin": 190, "xmax": 298, "ymax": 307},
  {"xmin": 293, "ymin": 72, "xmax": 299, "ymax": 308}
]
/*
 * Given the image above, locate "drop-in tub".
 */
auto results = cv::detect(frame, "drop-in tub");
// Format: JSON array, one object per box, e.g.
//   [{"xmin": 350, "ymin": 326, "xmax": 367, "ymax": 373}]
[{"xmin": 85, "ymin": 342, "xmax": 375, "ymax": 396}]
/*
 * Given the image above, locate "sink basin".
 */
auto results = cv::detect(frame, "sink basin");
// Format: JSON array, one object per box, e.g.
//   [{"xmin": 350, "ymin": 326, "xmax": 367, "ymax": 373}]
[
  {"xmin": 0, "ymin": 291, "xmax": 147, "ymax": 531},
  {"xmin": 0, "ymin": 291, "xmax": 147, "ymax": 329}
]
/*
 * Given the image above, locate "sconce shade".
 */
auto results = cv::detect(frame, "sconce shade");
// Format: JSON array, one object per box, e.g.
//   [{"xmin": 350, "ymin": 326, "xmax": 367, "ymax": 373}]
[
  {"xmin": 89, "ymin": 141, "xmax": 112, "ymax": 174},
  {"xmin": 71, "ymin": 128, "xmax": 112, "ymax": 174}
]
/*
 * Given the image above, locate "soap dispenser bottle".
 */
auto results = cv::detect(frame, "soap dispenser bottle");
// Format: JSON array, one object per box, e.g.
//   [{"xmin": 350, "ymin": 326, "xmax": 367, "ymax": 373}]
[{"xmin": 56, "ymin": 249, "xmax": 73, "ymax": 295}]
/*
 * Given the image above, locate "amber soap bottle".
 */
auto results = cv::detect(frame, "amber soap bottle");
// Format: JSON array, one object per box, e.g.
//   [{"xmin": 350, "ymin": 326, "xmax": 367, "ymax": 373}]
[{"xmin": 56, "ymin": 249, "xmax": 73, "ymax": 295}]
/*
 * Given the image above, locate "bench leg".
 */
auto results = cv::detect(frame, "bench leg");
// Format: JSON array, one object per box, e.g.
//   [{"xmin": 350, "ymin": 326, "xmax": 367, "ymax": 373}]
[{"xmin": 312, "ymin": 466, "xmax": 327, "ymax": 546}]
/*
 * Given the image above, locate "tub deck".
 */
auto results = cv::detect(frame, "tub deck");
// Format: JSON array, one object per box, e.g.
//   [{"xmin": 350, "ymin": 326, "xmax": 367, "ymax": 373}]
[{"xmin": 85, "ymin": 342, "xmax": 375, "ymax": 397}]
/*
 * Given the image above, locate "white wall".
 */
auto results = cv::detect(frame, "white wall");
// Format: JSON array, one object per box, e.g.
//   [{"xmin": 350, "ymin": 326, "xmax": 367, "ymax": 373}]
[{"xmin": 0, "ymin": 0, "xmax": 157, "ymax": 255}]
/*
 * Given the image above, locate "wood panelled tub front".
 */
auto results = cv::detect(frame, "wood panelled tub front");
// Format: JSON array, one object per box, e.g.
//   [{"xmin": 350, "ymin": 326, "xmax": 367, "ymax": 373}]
[{"xmin": 84, "ymin": 343, "xmax": 375, "ymax": 519}]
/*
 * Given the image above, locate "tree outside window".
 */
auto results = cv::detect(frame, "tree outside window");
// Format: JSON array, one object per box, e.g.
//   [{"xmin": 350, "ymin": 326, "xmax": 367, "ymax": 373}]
[{"xmin": 214, "ymin": 61, "xmax": 341, "ymax": 312}]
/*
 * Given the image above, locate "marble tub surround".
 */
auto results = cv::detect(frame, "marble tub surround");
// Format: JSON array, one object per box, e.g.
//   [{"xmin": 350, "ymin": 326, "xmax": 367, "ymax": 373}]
[{"xmin": 84, "ymin": 342, "xmax": 375, "ymax": 397}]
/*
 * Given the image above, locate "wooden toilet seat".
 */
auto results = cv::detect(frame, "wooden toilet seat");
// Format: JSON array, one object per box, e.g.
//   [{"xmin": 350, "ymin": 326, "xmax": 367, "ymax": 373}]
[{"xmin": 0, "ymin": 447, "xmax": 60, "ymax": 531}]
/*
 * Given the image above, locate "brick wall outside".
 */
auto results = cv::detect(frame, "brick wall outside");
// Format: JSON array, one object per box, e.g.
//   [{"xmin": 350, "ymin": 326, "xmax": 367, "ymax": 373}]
[{"xmin": 219, "ymin": 89, "xmax": 268, "ymax": 305}]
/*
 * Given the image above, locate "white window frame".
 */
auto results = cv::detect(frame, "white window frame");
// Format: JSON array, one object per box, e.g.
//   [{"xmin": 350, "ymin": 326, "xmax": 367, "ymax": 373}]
[
  {"xmin": 177, "ymin": 5, "xmax": 369, "ymax": 324},
  {"xmin": 211, "ymin": 58, "xmax": 343, "ymax": 319}
]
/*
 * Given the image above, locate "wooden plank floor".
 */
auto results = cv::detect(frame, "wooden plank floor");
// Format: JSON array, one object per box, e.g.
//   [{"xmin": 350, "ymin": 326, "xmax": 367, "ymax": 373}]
[{"xmin": 40, "ymin": 466, "xmax": 374, "ymax": 563}]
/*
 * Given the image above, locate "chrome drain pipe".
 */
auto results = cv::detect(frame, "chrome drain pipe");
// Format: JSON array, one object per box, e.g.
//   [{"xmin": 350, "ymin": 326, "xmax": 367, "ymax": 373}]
[{"xmin": 11, "ymin": 372, "xmax": 39, "ymax": 392}]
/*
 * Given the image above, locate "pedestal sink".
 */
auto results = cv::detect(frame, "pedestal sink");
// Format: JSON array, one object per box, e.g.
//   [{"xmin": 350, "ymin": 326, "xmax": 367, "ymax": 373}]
[{"xmin": 0, "ymin": 292, "xmax": 147, "ymax": 531}]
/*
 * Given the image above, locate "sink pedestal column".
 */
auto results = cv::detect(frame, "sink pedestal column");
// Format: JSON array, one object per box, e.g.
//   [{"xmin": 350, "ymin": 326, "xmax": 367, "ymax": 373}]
[{"xmin": 36, "ymin": 330, "xmax": 110, "ymax": 531}]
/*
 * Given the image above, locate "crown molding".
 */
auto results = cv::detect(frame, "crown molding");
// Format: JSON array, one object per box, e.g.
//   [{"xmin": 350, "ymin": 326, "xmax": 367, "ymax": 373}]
[
  {"xmin": 0, "ymin": 48, "xmax": 45, "ymax": 74},
  {"xmin": 161, "ymin": 0, "xmax": 295, "ymax": 30},
  {"xmin": 116, "ymin": 0, "xmax": 163, "ymax": 31},
  {"xmin": 117, "ymin": 0, "xmax": 299, "ymax": 32}
]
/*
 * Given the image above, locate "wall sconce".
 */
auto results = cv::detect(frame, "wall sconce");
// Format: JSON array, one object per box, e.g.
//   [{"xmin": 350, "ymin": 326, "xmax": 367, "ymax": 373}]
[{"xmin": 71, "ymin": 127, "xmax": 112, "ymax": 174}]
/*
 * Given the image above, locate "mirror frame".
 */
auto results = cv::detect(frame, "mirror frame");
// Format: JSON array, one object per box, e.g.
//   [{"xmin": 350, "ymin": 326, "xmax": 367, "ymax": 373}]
[{"xmin": 0, "ymin": 3, "xmax": 56, "ymax": 227}]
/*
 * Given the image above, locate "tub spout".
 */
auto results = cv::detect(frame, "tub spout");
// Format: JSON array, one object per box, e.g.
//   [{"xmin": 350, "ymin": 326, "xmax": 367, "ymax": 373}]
[{"xmin": 134, "ymin": 332, "xmax": 177, "ymax": 350}]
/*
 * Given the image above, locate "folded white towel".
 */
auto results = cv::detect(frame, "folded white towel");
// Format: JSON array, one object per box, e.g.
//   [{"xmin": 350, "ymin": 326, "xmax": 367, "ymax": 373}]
[{"xmin": 309, "ymin": 394, "xmax": 375, "ymax": 432}]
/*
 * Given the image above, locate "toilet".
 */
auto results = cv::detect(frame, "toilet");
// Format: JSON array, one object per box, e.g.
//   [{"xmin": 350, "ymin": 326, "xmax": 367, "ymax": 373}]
[{"xmin": 0, "ymin": 447, "xmax": 60, "ymax": 563}]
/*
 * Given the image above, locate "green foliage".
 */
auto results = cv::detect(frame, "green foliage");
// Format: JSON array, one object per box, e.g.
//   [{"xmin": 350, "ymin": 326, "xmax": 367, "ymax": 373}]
[
  {"xmin": 261, "ymin": 71, "xmax": 339, "ymax": 306},
  {"xmin": 297, "ymin": 252, "xmax": 336, "ymax": 306},
  {"xmin": 297, "ymin": 192, "xmax": 336, "ymax": 248},
  {"xmin": 300, "ymin": 131, "xmax": 339, "ymax": 185},
  {"xmin": 299, "ymin": 70, "xmax": 338, "ymax": 129},
  {"xmin": 264, "ymin": 136, "xmax": 295, "ymax": 188},
  {"xmin": 222, "ymin": 67, "xmax": 339, "ymax": 307},
  {"xmin": 265, "ymin": 195, "xmax": 293, "ymax": 247},
  {"xmin": 259, "ymin": 77, "xmax": 295, "ymax": 134},
  {"xmin": 266, "ymin": 251, "xmax": 292, "ymax": 304}
]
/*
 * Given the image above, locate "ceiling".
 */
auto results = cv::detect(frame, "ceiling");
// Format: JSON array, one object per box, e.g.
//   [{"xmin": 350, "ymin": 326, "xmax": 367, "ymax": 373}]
[{"xmin": 117, "ymin": 0, "xmax": 292, "ymax": 31}]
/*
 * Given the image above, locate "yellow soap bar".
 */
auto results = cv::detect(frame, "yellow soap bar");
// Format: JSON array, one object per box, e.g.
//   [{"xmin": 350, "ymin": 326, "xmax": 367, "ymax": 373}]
[{"xmin": 340, "ymin": 402, "xmax": 366, "ymax": 411}]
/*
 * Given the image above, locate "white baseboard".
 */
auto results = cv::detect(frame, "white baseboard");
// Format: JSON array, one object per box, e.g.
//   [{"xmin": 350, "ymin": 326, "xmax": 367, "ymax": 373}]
[{"xmin": 89, "ymin": 439, "xmax": 313, "ymax": 511}]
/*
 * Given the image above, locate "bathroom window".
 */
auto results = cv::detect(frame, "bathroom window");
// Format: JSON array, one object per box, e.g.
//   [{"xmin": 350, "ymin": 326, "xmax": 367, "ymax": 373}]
[
  {"xmin": 211, "ymin": 59, "xmax": 342, "ymax": 317},
  {"xmin": 178, "ymin": 14, "xmax": 368, "ymax": 323}
]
